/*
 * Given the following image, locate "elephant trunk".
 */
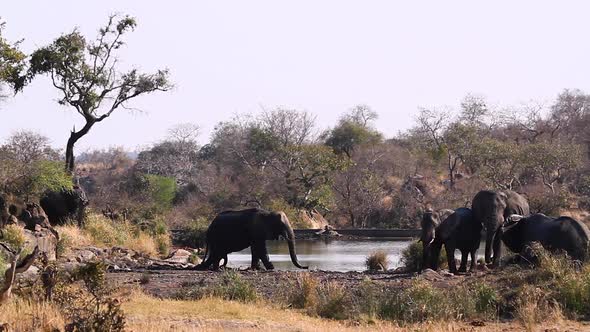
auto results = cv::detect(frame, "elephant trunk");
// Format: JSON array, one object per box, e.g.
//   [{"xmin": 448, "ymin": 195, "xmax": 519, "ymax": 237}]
[{"xmin": 284, "ymin": 225, "xmax": 308, "ymax": 269}]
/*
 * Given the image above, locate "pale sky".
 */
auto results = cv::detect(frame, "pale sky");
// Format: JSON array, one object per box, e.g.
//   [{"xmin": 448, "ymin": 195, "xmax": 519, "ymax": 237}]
[{"xmin": 1, "ymin": 1, "xmax": 590, "ymax": 153}]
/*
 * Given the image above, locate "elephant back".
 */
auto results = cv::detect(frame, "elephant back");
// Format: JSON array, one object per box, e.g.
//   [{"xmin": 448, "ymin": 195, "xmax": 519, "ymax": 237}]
[
  {"xmin": 556, "ymin": 216, "xmax": 590, "ymax": 249},
  {"xmin": 503, "ymin": 190, "xmax": 530, "ymax": 218}
]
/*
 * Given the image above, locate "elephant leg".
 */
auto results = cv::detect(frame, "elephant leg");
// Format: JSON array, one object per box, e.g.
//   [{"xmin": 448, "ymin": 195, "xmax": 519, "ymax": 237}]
[
  {"xmin": 250, "ymin": 250, "xmax": 262, "ymax": 270},
  {"xmin": 256, "ymin": 243, "xmax": 274, "ymax": 270},
  {"xmin": 458, "ymin": 251, "xmax": 468, "ymax": 273},
  {"xmin": 491, "ymin": 228, "xmax": 503, "ymax": 267},
  {"xmin": 446, "ymin": 245, "xmax": 457, "ymax": 274},
  {"xmin": 430, "ymin": 242, "xmax": 442, "ymax": 270},
  {"xmin": 469, "ymin": 250, "xmax": 477, "ymax": 272}
]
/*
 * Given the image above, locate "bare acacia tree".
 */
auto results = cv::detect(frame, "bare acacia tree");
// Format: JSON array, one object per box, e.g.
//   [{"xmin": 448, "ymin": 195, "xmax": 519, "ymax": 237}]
[
  {"xmin": 167, "ymin": 123, "xmax": 201, "ymax": 143},
  {"xmin": 415, "ymin": 107, "xmax": 462, "ymax": 189},
  {"xmin": 23, "ymin": 15, "xmax": 172, "ymax": 173}
]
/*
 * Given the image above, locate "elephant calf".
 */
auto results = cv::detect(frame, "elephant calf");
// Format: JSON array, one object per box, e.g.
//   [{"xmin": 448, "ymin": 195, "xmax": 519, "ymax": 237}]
[
  {"xmin": 502, "ymin": 214, "xmax": 590, "ymax": 262},
  {"xmin": 423, "ymin": 208, "xmax": 482, "ymax": 274},
  {"xmin": 196, "ymin": 208, "xmax": 308, "ymax": 271}
]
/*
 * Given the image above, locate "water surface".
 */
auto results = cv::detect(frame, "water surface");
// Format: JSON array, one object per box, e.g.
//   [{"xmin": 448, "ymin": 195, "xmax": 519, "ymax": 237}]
[{"xmin": 227, "ymin": 239, "xmax": 412, "ymax": 272}]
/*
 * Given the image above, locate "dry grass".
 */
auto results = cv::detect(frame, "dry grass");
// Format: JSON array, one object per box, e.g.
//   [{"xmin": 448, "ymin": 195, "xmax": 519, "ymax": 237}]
[
  {"xmin": 55, "ymin": 224, "xmax": 93, "ymax": 248},
  {"xmin": 0, "ymin": 298, "xmax": 66, "ymax": 331},
  {"xmin": 56, "ymin": 214, "xmax": 169, "ymax": 257},
  {"xmin": 366, "ymin": 250, "xmax": 388, "ymax": 271},
  {"xmin": 122, "ymin": 291, "xmax": 437, "ymax": 332},
  {"xmin": 515, "ymin": 285, "xmax": 564, "ymax": 332},
  {"xmin": 121, "ymin": 291, "xmax": 589, "ymax": 332},
  {"xmin": 127, "ymin": 232, "xmax": 159, "ymax": 257}
]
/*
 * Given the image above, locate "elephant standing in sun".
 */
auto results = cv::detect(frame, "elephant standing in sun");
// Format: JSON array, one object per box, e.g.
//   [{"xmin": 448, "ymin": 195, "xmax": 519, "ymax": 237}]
[
  {"xmin": 196, "ymin": 208, "xmax": 308, "ymax": 270},
  {"xmin": 472, "ymin": 190, "xmax": 529, "ymax": 267}
]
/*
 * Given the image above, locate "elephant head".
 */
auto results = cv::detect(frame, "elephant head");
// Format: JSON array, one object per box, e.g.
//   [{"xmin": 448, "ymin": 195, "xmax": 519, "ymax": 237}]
[
  {"xmin": 269, "ymin": 211, "xmax": 308, "ymax": 269},
  {"xmin": 419, "ymin": 210, "xmax": 441, "ymax": 270},
  {"xmin": 500, "ymin": 215, "xmax": 526, "ymax": 255},
  {"xmin": 473, "ymin": 190, "xmax": 529, "ymax": 266}
]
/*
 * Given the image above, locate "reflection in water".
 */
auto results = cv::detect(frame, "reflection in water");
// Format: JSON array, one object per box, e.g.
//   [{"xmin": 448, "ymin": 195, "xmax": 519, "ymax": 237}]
[{"xmin": 227, "ymin": 239, "xmax": 412, "ymax": 272}]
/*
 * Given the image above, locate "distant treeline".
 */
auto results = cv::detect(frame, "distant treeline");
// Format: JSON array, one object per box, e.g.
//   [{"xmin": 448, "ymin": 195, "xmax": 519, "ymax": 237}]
[{"xmin": 1, "ymin": 90, "xmax": 589, "ymax": 232}]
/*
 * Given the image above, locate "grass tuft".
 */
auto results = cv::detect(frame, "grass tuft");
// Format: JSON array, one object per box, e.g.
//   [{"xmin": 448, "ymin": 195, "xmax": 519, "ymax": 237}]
[{"xmin": 365, "ymin": 250, "xmax": 388, "ymax": 271}]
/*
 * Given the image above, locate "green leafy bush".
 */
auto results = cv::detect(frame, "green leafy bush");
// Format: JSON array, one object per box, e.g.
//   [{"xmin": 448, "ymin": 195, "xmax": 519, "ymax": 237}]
[
  {"xmin": 400, "ymin": 240, "xmax": 447, "ymax": 272},
  {"xmin": 144, "ymin": 174, "xmax": 177, "ymax": 210}
]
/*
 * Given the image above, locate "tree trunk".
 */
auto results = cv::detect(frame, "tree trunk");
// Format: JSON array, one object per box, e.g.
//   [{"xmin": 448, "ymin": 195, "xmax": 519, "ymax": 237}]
[{"xmin": 65, "ymin": 119, "xmax": 96, "ymax": 174}]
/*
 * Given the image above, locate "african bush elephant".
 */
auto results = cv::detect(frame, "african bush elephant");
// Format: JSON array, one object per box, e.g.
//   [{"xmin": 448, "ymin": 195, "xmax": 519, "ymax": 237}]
[
  {"xmin": 424, "ymin": 208, "xmax": 482, "ymax": 273},
  {"xmin": 196, "ymin": 208, "xmax": 308, "ymax": 270},
  {"xmin": 502, "ymin": 214, "xmax": 590, "ymax": 262},
  {"xmin": 40, "ymin": 186, "xmax": 88, "ymax": 226},
  {"xmin": 472, "ymin": 190, "xmax": 529, "ymax": 267},
  {"xmin": 419, "ymin": 209, "xmax": 453, "ymax": 271}
]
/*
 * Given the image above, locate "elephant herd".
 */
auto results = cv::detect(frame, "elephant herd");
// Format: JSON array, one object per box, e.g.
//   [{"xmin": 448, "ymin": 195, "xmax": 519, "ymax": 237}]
[{"xmin": 421, "ymin": 190, "xmax": 590, "ymax": 273}]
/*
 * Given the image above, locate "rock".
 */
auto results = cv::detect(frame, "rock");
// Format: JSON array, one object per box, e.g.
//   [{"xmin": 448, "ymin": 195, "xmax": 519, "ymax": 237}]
[
  {"xmin": 439, "ymin": 270, "xmax": 455, "ymax": 277},
  {"xmin": 75, "ymin": 249, "xmax": 96, "ymax": 262},
  {"xmin": 418, "ymin": 268, "xmax": 444, "ymax": 281},
  {"xmin": 20, "ymin": 265, "xmax": 39, "ymax": 279},
  {"xmin": 23, "ymin": 228, "xmax": 58, "ymax": 261},
  {"xmin": 61, "ymin": 262, "xmax": 82, "ymax": 274},
  {"xmin": 165, "ymin": 249, "xmax": 192, "ymax": 264}
]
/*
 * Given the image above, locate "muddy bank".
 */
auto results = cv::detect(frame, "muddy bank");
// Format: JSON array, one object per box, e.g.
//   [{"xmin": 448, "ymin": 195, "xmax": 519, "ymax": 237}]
[{"xmin": 108, "ymin": 268, "xmax": 480, "ymax": 300}]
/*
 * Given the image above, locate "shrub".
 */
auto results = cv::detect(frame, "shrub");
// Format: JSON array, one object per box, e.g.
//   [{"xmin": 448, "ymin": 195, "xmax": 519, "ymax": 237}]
[
  {"xmin": 316, "ymin": 281, "xmax": 349, "ymax": 320},
  {"xmin": 380, "ymin": 280, "xmax": 450, "ymax": 323},
  {"xmin": 82, "ymin": 214, "xmax": 169, "ymax": 257},
  {"xmin": 365, "ymin": 250, "xmax": 388, "ymax": 271},
  {"xmin": 515, "ymin": 285, "xmax": 561, "ymax": 332},
  {"xmin": 288, "ymin": 273, "xmax": 350, "ymax": 319},
  {"xmin": 0, "ymin": 224, "xmax": 26, "ymax": 251},
  {"xmin": 144, "ymin": 174, "xmax": 177, "ymax": 210},
  {"xmin": 188, "ymin": 252, "xmax": 200, "ymax": 265},
  {"xmin": 59, "ymin": 261, "xmax": 126, "ymax": 332},
  {"xmin": 289, "ymin": 273, "xmax": 319, "ymax": 310},
  {"xmin": 127, "ymin": 232, "xmax": 158, "ymax": 257},
  {"xmin": 155, "ymin": 233, "xmax": 171, "ymax": 257},
  {"xmin": 356, "ymin": 278, "xmax": 380, "ymax": 321},
  {"xmin": 139, "ymin": 273, "xmax": 151, "ymax": 285},
  {"xmin": 182, "ymin": 217, "xmax": 210, "ymax": 248},
  {"xmin": 28, "ymin": 160, "xmax": 73, "ymax": 198},
  {"xmin": 84, "ymin": 214, "xmax": 129, "ymax": 246},
  {"xmin": 211, "ymin": 270, "xmax": 257, "ymax": 303},
  {"xmin": 528, "ymin": 190, "xmax": 570, "ymax": 216},
  {"xmin": 400, "ymin": 240, "xmax": 446, "ymax": 272},
  {"xmin": 522, "ymin": 244, "xmax": 590, "ymax": 319},
  {"xmin": 473, "ymin": 282, "xmax": 499, "ymax": 318}
]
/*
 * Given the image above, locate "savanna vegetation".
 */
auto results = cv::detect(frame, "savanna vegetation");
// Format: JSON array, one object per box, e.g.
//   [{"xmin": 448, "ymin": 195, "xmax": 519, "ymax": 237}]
[{"xmin": 1, "ymin": 12, "xmax": 590, "ymax": 332}]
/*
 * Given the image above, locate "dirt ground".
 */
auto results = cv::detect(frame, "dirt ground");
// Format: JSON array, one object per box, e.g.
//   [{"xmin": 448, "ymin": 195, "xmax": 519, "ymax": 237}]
[{"xmin": 108, "ymin": 268, "xmax": 463, "ymax": 300}]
